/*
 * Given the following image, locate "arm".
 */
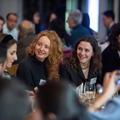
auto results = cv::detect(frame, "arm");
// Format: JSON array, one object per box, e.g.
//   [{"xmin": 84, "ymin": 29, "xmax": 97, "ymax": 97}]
[{"xmin": 89, "ymin": 71, "xmax": 119, "ymax": 112}]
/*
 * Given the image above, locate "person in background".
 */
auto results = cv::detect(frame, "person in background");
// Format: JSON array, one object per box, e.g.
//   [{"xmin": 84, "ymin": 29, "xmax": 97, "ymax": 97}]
[
  {"xmin": 82, "ymin": 13, "xmax": 98, "ymax": 39},
  {"xmin": 102, "ymin": 23, "xmax": 120, "ymax": 78},
  {"xmin": 46, "ymin": 12, "xmax": 58, "ymax": 29},
  {"xmin": 17, "ymin": 30, "xmax": 63, "ymax": 90},
  {"xmin": 61, "ymin": 36, "xmax": 102, "ymax": 87},
  {"xmin": 102, "ymin": 10, "xmax": 115, "ymax": 37},
  {"xmin": 0, "ymin": 34, "xmax": 17, "ymax": 77},
  {"xmin": 36, "ymin": 80, "xmax": 91, "ymax": 120},
  {"xmin": 67, "ymin": 9, "xmax": 91, "ymax": 48},
  {"xmin": 100, "ymin": 10, "xmax": 116, "ymax": 51},
  {"xmin": 3, "ymin": 12, "xmax": 19, "ymax": 41},
  {"xmin": 32, "ymin": 12, "xmax": 46, "ymax": 34},
  {"xmin": 0, "ymin": 15, "xmax": 5, "ymax": 33},
  {"xmin": 17, "ymin": 20, "xmax": 35, "ymax": 63}
]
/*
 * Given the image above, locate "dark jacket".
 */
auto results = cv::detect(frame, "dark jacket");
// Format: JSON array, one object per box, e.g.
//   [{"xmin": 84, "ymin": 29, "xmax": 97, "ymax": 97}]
[
  {"xmin": 17, "ymin": 56, "xmax": 48, "ymax": 90},
  {"xmin": 70, "ymin": 24, "xmax": 91, "ymax": 48},
  {"xmin": 17, "ymin": 33, "xmax": 35, "ymax": 63},
  {"xmin": 61, "ymin": 63, "xmax": 101, "ymax": 87},
  {"xmin": 102, "ymin": 45, "xmax": 120, "ymax": 77}
]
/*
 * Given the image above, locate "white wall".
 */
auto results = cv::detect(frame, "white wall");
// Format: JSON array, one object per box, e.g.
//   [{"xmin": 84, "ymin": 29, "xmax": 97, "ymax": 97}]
[{"xmin": 0, "ymin": 0, "xmax": 23, "ymax": 23}]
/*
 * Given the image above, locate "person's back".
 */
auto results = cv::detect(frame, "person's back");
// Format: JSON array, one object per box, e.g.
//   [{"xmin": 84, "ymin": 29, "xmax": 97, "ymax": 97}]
[
  {"xmin": 70, "ymin": 24, "xmax": 91, "ymax": 48},
  {"xmin": 3, "ymin": 12, "xmax": 19, "ymax": 41},
  {"xmin": 102, "ymin": 23, "xmax": 120, "ymax": 77},
  {"xmin": 17, "ymin": 20, "xmax": 35, "ymax": 63},
  {"xmin": 67, "ymin": 9, "xmax": 91, "ymax": 48}
]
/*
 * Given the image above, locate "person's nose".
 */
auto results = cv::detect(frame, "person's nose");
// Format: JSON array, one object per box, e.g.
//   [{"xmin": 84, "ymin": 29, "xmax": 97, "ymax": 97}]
[
  {"xmin": 80, "ymin": 50, "xmax": 85, "ymax": 55},
  {"xmin": 14, "ymin": 53, "xmax": 17, "ymax": 61},
  {"xmin": 39, "ymin": 45, "xmax": 44, "ymax": 51}
]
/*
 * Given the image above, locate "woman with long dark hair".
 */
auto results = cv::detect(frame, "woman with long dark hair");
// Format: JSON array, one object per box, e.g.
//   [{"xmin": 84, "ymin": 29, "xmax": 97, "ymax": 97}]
[{"xmin": 61, "ymin": 36, "xmax": 102, "ymax": 87}]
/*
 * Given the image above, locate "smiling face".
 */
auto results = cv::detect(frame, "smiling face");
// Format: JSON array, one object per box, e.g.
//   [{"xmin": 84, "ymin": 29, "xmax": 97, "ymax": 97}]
[
  {"xmin": 34, "ymin": 36, "xmax": 50, "ymax": 62},
  {"xmin": 77, "ymin": 41, "xmax": 94, "ymax": 65},
  {"xmin": 5, "ymin": 43, "xmax": 17, "ymax": 68}
]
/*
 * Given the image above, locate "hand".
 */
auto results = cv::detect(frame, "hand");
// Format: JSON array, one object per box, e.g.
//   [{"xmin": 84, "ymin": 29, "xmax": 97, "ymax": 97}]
[
  {"xmin": 89, "ymin": 71, "xmax": 120, "ymax": 112},
  {"xmin": 103, "ymin": 71, "xmax": 119, "ymax": 98},
  {"xmin": 26, "ymin": 90, "xmax": 35, "ymax": 96},
  {"xmin": 34, "ymin": 87, "xmax": 39, "ymax": 93}
]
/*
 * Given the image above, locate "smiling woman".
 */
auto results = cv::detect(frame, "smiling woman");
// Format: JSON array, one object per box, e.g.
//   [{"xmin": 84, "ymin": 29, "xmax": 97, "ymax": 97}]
[
  {"xmin": 0, "ymin": 34, "xmax": 17, "ymax": 76},
  {"xmin": 61, "ymin": 36, "xmax": 102, "ymax": 87},
  {"xmin": 17, "ymin": 30, "xmax": 63, "ymax": 90}
]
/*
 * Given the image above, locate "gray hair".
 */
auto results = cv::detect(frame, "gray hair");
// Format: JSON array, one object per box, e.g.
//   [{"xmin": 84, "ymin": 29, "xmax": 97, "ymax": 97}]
[{"xmin": 68, "ymin": 9, "xmax": 83, "ymax": 25}]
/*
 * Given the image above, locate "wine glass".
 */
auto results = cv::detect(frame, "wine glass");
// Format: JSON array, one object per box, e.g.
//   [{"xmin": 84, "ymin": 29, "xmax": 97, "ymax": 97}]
[{"xmin": 84, "ymin": 82, "xmax": 96, "ymax": 105}]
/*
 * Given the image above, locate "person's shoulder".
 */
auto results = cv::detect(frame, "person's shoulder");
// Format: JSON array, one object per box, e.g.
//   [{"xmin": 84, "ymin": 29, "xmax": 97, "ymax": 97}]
[
  {"xmin": 13, "ymin": 27, "xmax": 19, "ymax": 33},
  {"xmin": 19, "ymin": 56, "xmax": 32, "ymax": 66},
  {"xmin": 102, "ymin": 45, "xmax": 112, "ymax": 55}
]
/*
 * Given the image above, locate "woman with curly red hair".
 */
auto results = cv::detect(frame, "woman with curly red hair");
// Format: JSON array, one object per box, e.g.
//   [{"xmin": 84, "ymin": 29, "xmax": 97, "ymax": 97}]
[{"xmin": 17, "ymin": 30, "xmax": 63, "ymax": 90}]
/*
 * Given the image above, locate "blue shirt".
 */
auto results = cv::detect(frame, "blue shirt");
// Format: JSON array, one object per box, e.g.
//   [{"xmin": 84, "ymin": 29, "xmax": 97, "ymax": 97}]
[{"xmin": 90, "ymin": 96, "xmax": 120, "ymax": 120}]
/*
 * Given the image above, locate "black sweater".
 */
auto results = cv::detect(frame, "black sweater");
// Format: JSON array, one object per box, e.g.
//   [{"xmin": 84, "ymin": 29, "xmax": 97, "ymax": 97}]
[
  {"xmin": 17, "ymin": 56, "xmax": 47, "ymax": 90},
  {"xmin": 61, "ymin": 63, "xmax": 101, "ymax": 87}
]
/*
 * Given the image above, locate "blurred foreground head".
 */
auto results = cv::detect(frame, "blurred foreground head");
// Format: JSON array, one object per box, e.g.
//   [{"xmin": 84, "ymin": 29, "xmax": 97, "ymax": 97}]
[
  {"xmin": 0, "ymin": 77, "xmax": 29, "ymax": 120},
  {"xmin": 37, "ymin": 81, "xmax": 91, "ymax": 120}
]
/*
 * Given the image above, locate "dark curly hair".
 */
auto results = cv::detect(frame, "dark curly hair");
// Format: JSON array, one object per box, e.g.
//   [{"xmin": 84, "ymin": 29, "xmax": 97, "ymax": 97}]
[{"xmin": 69, "ymin": 36, "xmax": 102, "ymax": 73}]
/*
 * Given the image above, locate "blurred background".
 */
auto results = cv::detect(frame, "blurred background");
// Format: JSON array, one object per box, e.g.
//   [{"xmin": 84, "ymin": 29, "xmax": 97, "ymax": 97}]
[{"xmin": 0, "ymin": 0, "xmax": 119, "ymax": 42}]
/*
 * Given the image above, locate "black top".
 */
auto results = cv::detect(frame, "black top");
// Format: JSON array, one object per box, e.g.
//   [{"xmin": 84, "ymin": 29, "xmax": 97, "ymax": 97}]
[
  {"xmin": 102, "ymin": 45, "xmax": 120, "ymax": 77},
  {"xmin": 17, "ymin": 56, "xmax": 47, "ymax": 90},
  {"xmin": 60, "ymin": 63, "xmax": 101, "ymax": 87}
]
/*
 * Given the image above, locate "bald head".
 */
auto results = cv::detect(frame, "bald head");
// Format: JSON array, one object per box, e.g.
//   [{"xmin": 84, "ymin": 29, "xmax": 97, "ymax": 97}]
[{"xmin": 19, "ymin": 20, "xmax": 35, "ymax": 33}]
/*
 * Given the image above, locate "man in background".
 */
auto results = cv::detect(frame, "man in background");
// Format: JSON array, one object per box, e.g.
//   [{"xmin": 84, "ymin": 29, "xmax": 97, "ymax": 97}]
[
  {"xmin": 3, "ymin": 12, "xmax": 19, "ymax": 41},
  {"xmin": 67, "ymin": 9, "xmax": 91, "ymax": 48},
  {"xmin": 100, "ymin": 10, "xmax": 116, "ymax": 51}
]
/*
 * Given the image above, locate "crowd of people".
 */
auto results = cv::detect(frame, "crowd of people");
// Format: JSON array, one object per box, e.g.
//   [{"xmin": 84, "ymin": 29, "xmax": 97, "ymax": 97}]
[{"xmin": 0, "ymin": 9, "xmax": 120, "ymax": 120}]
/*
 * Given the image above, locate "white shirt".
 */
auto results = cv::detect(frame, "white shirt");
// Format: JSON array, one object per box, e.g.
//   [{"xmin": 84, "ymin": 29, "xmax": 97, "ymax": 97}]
[{"xmin": 3, "ymin": 23, "xmax": 19, "ymax": 41}]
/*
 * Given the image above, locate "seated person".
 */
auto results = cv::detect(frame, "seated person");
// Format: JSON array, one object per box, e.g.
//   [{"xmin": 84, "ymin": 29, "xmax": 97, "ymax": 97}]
[
  {"xmin": 17, "ymin": 30, "xmax": 63, "ymax": 90},
  {"xmin": 61, "ymin": 36, "xmax": 102, "ymax": 88},
  {"xmin": 102, "ymin": 23, "xmax": 120, "ymax": 78}
]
